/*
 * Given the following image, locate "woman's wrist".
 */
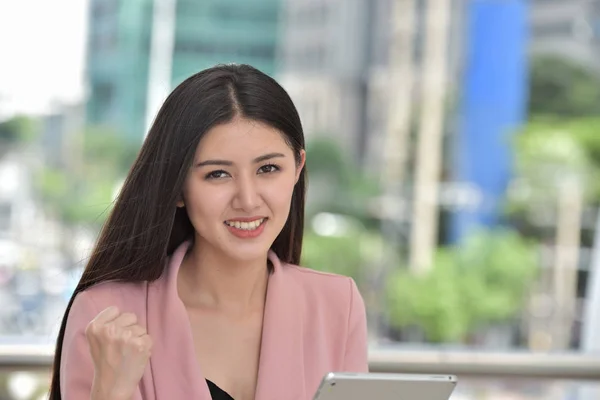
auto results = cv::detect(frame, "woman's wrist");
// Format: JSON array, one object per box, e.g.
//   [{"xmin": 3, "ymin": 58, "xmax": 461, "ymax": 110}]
[{"xmin": 91, "ymin": 375, "xmax": 134, "ymax": 400}]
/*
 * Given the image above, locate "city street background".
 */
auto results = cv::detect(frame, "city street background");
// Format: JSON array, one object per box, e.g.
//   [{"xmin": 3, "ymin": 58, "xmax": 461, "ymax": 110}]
[{"xmin": 1, "ymin": 0, "xmax": 600, "ymax": 399}]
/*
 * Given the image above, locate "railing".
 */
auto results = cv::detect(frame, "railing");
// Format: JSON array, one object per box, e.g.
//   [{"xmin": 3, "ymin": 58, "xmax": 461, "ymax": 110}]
[
  {"xmin": 369, "ymin": 348, "xmax": 600, "ymax": 381},
  {"xmin": 2, "ymin": 344, "xmax": 600, "ymax": 381},
  {"xmin": 0, "ymin": 344, "xmax": 54, "ymax": 373}
]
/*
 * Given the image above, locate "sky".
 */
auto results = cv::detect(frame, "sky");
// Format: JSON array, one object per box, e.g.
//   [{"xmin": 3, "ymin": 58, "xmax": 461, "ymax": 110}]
[{"xmin": 0, "ymin": 0, "xmax": 88, "ymax": 118}]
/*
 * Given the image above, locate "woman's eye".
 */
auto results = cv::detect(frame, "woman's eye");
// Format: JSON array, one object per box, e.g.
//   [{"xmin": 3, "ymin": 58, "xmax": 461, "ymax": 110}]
[
  {"xmin": 205, "ymin": 170, "xmax": 229, "ymax": 180},
  {"xmin": 258, "ymin": 164, "xmax": 280, "ymax": 174}
]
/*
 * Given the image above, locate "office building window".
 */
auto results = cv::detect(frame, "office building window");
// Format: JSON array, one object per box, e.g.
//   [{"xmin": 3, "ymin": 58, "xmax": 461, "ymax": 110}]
[
  {"xmin": 175, "ymin": 41, "xmax": 276, "ymax": 59},
  {"xmin": 213, "ymin": 4, "xmax": 279, "ymax": 23},
  {"xmin": 91, "ymin": 30, "xmax": 118, "ymax": 52},
  {"xmin": 93, "ymin": 82, "xmax": 116, "ymax": 121},
  {"xmin": 176, "ymin": 1, "xmax": 279, "ymax": 24},
  {"xmin": 91, "ymin": 0, "xmax": 120, "ymax": 18}
]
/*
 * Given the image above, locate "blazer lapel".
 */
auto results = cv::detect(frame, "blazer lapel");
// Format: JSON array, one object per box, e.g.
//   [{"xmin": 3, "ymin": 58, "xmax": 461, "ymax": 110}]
[
  {"xmin": 146, "ymin": 244, "xmax": 306, "ymax": 400},
  {"xmin": 146, "ymin": 241, "xmax": 212, "ymax": 400},
  {"xmin": 254, "ymin": 251, "xmax": 306, "ymax": 400}
]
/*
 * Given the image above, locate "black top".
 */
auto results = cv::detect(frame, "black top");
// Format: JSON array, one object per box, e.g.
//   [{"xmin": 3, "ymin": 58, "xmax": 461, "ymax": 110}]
[{"xmin": 206, "ymin": 379, "xmax": 235, "ymax": 400}]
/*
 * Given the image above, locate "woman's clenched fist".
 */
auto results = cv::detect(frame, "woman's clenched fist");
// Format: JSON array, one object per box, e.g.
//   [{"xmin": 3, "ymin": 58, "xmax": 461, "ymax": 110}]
[{"xmin": 85, "ymin": 306, "xmax": 152, "ymax": 400}]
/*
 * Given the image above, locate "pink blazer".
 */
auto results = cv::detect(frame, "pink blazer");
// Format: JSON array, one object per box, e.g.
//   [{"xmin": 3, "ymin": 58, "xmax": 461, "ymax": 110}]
[{"xmin": 60, "ymin": 241, "xmax": 369, "ymax": 400}]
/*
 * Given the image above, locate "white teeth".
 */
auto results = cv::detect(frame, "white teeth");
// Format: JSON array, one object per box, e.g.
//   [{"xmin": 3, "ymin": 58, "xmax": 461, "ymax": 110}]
[{"xmin": 226, "ymin": 218, "xmax": 265, "ymax": 231}]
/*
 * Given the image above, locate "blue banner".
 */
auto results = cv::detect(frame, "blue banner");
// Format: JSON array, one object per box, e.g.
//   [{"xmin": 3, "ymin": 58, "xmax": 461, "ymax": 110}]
[{"xmin": 449, "ymin": 0, "xmax": 529, "ymax": 242}]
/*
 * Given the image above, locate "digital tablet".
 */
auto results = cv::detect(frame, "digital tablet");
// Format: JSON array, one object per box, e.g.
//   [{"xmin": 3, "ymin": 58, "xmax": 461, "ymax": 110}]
[{"xmin": 312, "ymin": 372, "xmax": 457, "ymax": 400}]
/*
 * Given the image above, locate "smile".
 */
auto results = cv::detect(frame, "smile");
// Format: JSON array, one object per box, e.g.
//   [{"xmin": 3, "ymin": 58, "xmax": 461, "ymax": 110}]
[{"xmin": 224, "ymin": 218, "xmax": 266, "ymax": 231}]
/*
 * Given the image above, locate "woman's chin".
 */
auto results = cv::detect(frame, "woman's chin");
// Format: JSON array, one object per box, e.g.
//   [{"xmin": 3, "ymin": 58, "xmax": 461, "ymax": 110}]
[{"xmin": 221, "ymin": 242, "xmax": 272, "ymax": 264}]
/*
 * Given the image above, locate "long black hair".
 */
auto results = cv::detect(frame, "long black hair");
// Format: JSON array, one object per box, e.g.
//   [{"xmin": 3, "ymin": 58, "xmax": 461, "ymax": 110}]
[{"xmin": 48, "ymin": 64, "xmax": 307, "ymax": 400}]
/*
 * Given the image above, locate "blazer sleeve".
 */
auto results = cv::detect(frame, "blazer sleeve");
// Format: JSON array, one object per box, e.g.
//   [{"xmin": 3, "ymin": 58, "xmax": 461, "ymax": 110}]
[
  {"xmin": 60, "ymin": 290, "xmax": 144, "ymax": 400},
  {"xmin": 60, "ymin": 290, "xmax": 99, "ymax": 399},
  {"xmin": 343, "ymin": 278, "xmax": 369, "ymax": 372}
]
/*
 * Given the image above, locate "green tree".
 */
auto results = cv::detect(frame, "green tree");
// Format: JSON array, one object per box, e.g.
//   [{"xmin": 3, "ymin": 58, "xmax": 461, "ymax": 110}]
[
  {"xmin": 386, "ymin": 228, "xmax": 539, "ymax": 343},
  {"xmin": 563, "ymin": 117, "xmax": 600, "ymax": 176},
  {"xmin": 302, "ymin": 224, "xmax": 387, "ymax": 285},
  {"xmin": 305, "ymin": 138, "xmax": 380, "ymax": 227},
  {"xmin": 506, "ymin": 118, "xmax": 600, "ymax": 229},
  {"xmin": 300, "ymin": 138, "xmax": 386, "ymax": 287},
  {"xmin": 83, "ymin": 125, "xmax": 140, "ymax": 173},
  {"xmin": 0, "ymin": 115, "xmax": 39, "ymax": 156},
  {"xmin": 35, "ymin": 126, "xmax": 139, "ymax": 229},
  {"xmin": 529, "ymin": 55, "xmax": 600, "ymax": 118}
]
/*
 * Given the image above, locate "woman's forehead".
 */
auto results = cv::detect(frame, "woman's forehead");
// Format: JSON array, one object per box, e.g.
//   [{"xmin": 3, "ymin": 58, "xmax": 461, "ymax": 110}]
[{"xmin": 196, "ymin": 119, "xmax": 291, "ymax": 158}]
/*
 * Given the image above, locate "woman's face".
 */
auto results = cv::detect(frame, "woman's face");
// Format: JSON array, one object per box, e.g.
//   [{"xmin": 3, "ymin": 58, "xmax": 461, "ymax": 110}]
[{"xmin": 179, "ymin": 117, "xmax": 305, "ymax": 263}]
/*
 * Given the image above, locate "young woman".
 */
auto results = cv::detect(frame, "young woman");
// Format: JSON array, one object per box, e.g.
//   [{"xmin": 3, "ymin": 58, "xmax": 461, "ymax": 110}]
[{"xmin": 49, "ymin": 64, "xmax": 368, "ymax": 400}]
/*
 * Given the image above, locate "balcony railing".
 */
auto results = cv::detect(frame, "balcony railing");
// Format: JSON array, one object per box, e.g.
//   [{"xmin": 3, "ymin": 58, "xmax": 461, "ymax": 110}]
[{"xmin": 2, "ymin": 344, "xmax": 600, "ymax": 381}]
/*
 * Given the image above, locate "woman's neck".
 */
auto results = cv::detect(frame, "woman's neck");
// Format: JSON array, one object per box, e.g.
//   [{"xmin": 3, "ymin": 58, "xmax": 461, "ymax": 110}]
[{"xmin": 177, "ymin": 243, "xmax": 269, "ymax": 316}]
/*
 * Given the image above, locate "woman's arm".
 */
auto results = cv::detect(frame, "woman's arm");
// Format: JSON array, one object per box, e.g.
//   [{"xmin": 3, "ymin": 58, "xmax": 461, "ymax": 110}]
[
  {"xmin": 60, "ymin": 291, "xmax": 99, "ymax": 399},
  {"xmin": 61, "ymin": 291, "xmax": 142, "ymax": 400},
  {"xmin": 343, "ymin": 278, "xmax": 369, "ymax": 372}
]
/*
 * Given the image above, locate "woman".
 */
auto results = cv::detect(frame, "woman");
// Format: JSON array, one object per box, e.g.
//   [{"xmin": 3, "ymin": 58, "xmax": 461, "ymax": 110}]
[{"xmin": 49, "ymin": 64, "xmax": 368, "ymax": 400}]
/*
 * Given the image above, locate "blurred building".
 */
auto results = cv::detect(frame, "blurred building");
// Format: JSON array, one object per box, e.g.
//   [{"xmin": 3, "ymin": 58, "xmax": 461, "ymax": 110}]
[
  {"xmin": 0, "ymin": 154, "xmax": 39, "ymax": 268},
  {"xmin": 41, "ymin": 103, "xmax": 86, "ymax": 170},
  {"xmin": 530, "ymin": 0, "xmax": 600, "ymax": 70},
  {"xmin": 86, "ymin": 0, "xmax": 282, "ymax": 141},
  {"xmin": 277, "ymin": 0, "xmax": 374, "ymax": 164},
  {"xmin": 530, "ymin": 0, "xmax": 600, "ymax": 354},
  {"xmin": 365, "ymin": 0, "xmax": 466, "ymax": 172},
  {"xmin": 277, "ymin": 0, "xmax": 465, "ymax": 168}
]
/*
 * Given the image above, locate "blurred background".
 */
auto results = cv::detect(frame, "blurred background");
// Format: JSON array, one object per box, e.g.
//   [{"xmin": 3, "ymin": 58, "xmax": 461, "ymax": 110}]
[{"xmin": 2, "ymin": 0, "xmax": 600, "ymax": 399}]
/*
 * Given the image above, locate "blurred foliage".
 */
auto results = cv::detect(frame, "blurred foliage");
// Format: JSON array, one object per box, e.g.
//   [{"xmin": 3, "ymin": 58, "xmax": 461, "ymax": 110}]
[
  {"xmin": 0, "ymin": 115, "xmax": 40, "ymax": 154},
  {"xmin": 302, "ymin": 138, "xmax": 540, "ymax": 344},
  {"xmin": 35, "ymin": 126, "xmax": 138, "ymax": 227},
  {"xmin": 301, "ymin": 139, "xmax": 540, "ymax": 345},
  {"xmin": 527, "ymin": 55, "xmax": 600, "ymax": 175},
  {"xmin": 302, "ymin": 223, "xmax": 387, "ymax": 286},
  {"xmin": 506, "ymin": 118, "xmax": 600, "ymax": 226},
  {"xmin": 562, "ymin": 117, "xmax": 600, "ymax": 172},
  {"xmin": 529, "ymin": 55, "xmax": 600, "ymax": 118},
  {"xmin": 509, "ymin": 53, "xmax": 600, "ymax": 236},
  {"xmin": 386, "ymin": 228, "xmax": 539, "ymax": 343},
  {"xmin": 301, "ymin": 137, "xmax": 386, "ymax": 286},
  {"xmin": 83, "ymin": 125, "xmax": 140, "ymax": 173},
  {"xmin": 305, "ymin": 138, "xmax": 381, "ymax": 228},
  {"xmin": 37, "ymin": 169, "xmax": 118, "ymax": 226}
]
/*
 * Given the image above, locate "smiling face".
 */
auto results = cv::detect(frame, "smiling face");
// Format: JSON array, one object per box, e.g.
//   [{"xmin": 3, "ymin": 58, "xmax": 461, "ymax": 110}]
[{"xmin": 179, "ymin": 117, "xmax": 305, "ymax": 263}]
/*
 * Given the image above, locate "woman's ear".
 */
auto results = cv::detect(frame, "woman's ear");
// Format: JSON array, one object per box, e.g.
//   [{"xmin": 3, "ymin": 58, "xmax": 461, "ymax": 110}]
[
  {"xmin": 295, "ymin": 149, "xmax": 306, "ymax": 184},
  {"xmin": 176, "ymin": 195, "xmax": 185, "ymax": 208}
]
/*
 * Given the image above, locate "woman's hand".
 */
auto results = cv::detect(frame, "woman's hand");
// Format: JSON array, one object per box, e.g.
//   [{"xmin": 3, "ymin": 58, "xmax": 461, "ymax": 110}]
[{"xmin": 85, "ymin": 306, "xmax": 152, "ymax": 400}]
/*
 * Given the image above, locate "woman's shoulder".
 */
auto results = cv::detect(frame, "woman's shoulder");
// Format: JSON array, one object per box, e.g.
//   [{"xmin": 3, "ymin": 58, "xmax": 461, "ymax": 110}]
[
  {"xmin": 278, "ymin": 263, "xmax": 366, "ymax": 342},
  {"xmin": 70, "ymin": 280, "xmax": 148, "ymax": 320},
  {"xmin": 282, "ymin": 262, "xmax": 352, "ymax": 285},
  {"xmin": 280, "ymin": 263, "xmax": 362, "ymax": 307}
]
